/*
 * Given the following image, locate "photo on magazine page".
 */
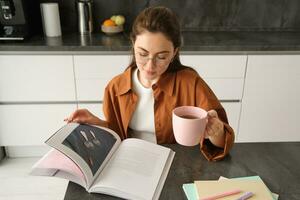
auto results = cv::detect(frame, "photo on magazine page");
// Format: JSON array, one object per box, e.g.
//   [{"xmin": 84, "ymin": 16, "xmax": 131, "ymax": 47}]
[{"xmin": 62, "ymin": 124, "xmax": 117, "ymax": 175}]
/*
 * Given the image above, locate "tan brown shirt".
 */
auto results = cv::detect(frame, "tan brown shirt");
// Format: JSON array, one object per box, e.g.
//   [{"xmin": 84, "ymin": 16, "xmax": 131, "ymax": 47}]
[{"xmin": 103, "ymin": 66, "xmax": 235, "ymax": 161}]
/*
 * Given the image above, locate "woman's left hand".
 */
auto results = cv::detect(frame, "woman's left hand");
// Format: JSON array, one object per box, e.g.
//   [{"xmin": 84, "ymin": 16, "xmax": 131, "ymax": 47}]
[{"xmin": 203, "ymin": 110, "xmax": 225, "ymax": 147}]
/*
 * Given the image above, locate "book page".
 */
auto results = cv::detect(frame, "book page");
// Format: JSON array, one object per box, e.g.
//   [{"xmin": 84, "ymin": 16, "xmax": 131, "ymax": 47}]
[
  {"xmin": 30, "ymin": 148, "xmax": 86, "ymax": 187},
  {"xmin": 90, "ymin": 138, "xmax": 174, "ymax": 200},
  {"xmin": 45, "ymin": 123, "xmax": 121, "ymax": 189}
]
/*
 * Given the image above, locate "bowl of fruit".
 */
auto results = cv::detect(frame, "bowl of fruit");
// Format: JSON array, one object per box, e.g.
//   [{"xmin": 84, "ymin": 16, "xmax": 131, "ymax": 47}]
[{"xmin": 101, "ymin": 15, "xmax": 125, "ymax": 35}]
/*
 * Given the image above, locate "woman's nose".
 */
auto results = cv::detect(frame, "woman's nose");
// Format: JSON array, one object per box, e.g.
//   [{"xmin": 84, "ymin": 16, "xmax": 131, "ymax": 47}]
[{"xmin": 145, "ymin": 58, "xmax": 156, "ymax": 70}]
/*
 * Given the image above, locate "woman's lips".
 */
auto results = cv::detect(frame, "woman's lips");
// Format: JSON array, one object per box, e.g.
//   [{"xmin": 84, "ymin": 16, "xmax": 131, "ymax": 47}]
[{"xmin": 145, "ymin": 70, "xmax": 155, "ymax": 75}]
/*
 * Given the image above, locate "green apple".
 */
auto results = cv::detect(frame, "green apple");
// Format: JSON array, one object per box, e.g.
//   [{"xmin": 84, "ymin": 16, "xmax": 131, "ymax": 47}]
[
  {"xmin": 110, "ymin": 15, "xmax": 117, "ymax": 22},
  {"xmin": 114, "ymin": 15, "xmax": 125, "ymax": 26}
]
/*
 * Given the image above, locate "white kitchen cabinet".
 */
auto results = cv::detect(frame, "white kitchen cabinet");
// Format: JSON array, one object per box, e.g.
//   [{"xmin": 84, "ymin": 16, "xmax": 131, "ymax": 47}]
[
  {"xmin": 3, "ymin": 52, "xmax": 298, "ymax": 156},
  {"xmin": 74, "ymin": 55, "xmax": 131, "ymax": 101},
  {"xmin": 0, "ymin": 104, "xmax": 76, "ymax": 146},
  {"xmin": 238, "ymin": 55, "xmax": 300, "ymax": 142},
  {"xmin": 180, "ymin": 55, "xmax": 247, "ymax": 100},
  {"xmin": 0, "ymin": 55, "xmax": 76, "ymax": 149},
  {"xmin": 221, "ymin": 102, "xmax": 241, "ymax": 136},
  {"xmin": 0, "ymin": 55, "xmax": 76, "ymax": 102}
]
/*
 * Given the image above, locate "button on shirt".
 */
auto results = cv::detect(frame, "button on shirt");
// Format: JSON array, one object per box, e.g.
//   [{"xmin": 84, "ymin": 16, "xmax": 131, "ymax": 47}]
[{"xmin": 103, "ymin": 66, "xmax": 235, "ymax": 161}]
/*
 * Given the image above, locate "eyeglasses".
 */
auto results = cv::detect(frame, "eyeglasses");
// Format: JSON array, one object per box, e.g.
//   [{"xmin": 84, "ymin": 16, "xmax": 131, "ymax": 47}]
[{"xmin": 135, "ymin": 53, "xmax": 171, "ymax": 67}]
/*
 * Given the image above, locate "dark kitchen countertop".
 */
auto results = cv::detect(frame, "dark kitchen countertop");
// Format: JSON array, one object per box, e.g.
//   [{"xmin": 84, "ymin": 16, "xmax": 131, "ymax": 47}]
[
  {"xmin": 64, "ymin": 142, "xmax": 300, "ymax": 200},
  {"xmin": 1, "ymin": 31, "xmax": 300, "ymax": 54}
]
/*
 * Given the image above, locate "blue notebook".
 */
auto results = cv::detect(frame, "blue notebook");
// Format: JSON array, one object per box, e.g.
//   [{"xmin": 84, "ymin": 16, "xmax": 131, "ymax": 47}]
[
  {"xmin": 182, "ymin": 176, "xmax": 279, "ymax": 200},
  {"xmin": 182, "ymin": 183, "xmax": 198, "ymax": 200}
]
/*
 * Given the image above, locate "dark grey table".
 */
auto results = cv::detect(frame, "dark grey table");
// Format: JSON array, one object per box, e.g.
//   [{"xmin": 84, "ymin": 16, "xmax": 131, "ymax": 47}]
[{"xmin": 64, "ymin": 142, "xmax": 300, "ymax": 200}]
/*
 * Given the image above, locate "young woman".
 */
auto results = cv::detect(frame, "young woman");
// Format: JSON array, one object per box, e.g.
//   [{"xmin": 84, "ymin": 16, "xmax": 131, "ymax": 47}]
[{"xmin": 65, "ymin": 6, "xmax": 234, "ymax": 161}]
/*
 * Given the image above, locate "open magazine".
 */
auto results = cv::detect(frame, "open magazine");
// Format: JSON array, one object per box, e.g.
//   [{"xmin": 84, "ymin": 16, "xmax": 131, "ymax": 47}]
[{"xmin": 30, "ymin": 123, "xmax": 175, "ymax": 200}]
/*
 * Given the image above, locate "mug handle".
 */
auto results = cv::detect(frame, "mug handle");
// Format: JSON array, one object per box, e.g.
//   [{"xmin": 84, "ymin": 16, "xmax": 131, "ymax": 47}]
[{"xmin": 203, "ymin": 114, "xmax": 209, "ymax": 139}]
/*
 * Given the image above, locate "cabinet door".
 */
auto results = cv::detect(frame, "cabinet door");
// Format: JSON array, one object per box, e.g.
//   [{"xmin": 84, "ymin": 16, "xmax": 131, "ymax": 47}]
[
  {"xmin": 180, "ymin": 55, "xmax": 247, "ymax": 100},
  {"xmin": 222, "ymin": 102, "xmax": 241, "ymax": 136},
  {"xmin": 0, "ymin": 104, "xmax": 76, "ymax": 146},
  {"xmin": 0, "ymin": 55, "xmax": 75, "ymax": 102},
  {"xmin": 238, "ymin": 55, "xmax": 300, "ymax": 142},
  {"xmin": 74, "ymin": 55, "xmax": 131, "ymax": 101},
  {"xmin": 0, "ymin": 55, "xmax": 76, "ymax": 102}
]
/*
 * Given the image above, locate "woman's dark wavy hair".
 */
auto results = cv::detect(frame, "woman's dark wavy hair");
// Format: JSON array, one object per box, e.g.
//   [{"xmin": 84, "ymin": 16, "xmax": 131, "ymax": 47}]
[{"xmin": 128, "ymin": 6, "xmax": 186, "ymax": 72}]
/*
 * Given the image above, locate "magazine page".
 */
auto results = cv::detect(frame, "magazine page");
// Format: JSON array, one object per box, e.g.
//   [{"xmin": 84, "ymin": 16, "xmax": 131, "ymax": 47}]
[
  {"xmin": 90, "ymin": 138, "xmax": 175, "ymax": 200},
  {"xmin": 30, "ymin": 148, "xmax": 86, "ymax": 187},
  {"xmin": 46, "ymin": 123, "xmax": 121, "ymax": 189}
]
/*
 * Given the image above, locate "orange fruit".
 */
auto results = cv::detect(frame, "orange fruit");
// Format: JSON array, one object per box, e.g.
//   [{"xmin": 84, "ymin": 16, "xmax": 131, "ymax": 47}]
[{"xmin": 103, "ymin": 19, "xmax": 116, "ymax": 26}]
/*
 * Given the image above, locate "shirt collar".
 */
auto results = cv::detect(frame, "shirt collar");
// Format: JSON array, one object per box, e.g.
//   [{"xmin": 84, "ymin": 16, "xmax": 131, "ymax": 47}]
[
  {"xmin": 116, "ymin": 67, "xmax": 175, "ymax": 97},
  {"xmin": 116, "ymin": 67, "xmax": 133, "ymax": 96},
  {"xmin": 154, "ymin": 70, "xmax": 175, "ymax": 97}
]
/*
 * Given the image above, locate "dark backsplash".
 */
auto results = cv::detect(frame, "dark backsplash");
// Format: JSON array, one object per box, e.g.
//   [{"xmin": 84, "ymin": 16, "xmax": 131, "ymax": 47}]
[{"xmin": 39, "ymin": 0, "xmax": 300, "ymax": 33}]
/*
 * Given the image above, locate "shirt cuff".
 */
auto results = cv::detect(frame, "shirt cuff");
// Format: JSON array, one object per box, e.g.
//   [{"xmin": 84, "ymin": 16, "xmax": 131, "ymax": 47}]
[{"xmin": 200, "ymin": 123, "xmax": 235, "ymax": 161}]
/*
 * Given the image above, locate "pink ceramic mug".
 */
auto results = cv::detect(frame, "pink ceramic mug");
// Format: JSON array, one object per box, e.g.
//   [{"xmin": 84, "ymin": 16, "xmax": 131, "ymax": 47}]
[{"xmin": 172, "ymin": 106, "xmax": 208, "ymax": 146}]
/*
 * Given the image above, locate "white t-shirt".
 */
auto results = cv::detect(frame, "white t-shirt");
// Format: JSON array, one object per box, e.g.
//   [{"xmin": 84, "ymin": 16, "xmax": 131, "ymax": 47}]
[{"xmin": 128, "ymin": 68, "xmax": 157, "ymax": 143}]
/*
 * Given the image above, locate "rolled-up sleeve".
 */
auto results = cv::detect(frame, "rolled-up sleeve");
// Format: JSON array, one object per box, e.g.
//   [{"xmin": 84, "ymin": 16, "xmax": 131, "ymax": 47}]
[{"xmin": 195, "ymin": 76, "xmax": 235, "ymax": 161}]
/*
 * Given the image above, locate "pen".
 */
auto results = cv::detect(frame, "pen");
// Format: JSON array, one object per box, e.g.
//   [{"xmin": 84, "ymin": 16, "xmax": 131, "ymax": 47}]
[
  {"xmin": 200, "ymin": 189, "xmax": 242, "ymax": 200},
  {"xmin": 235, "ymin": 192, "xmax": 254, "ymax": 200}
]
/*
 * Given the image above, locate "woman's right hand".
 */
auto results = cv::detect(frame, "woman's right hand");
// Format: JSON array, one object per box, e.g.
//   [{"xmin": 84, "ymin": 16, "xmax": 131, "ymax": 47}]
[{"xmin": 64, "ymin": 109, "xmax": 106, "ymax": 126}]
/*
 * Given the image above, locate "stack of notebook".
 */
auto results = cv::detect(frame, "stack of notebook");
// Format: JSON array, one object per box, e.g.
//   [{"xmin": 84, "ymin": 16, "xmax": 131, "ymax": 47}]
[{"xmin": 183, "ymin": 176, "xmax": 279, "ymax": 200}]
